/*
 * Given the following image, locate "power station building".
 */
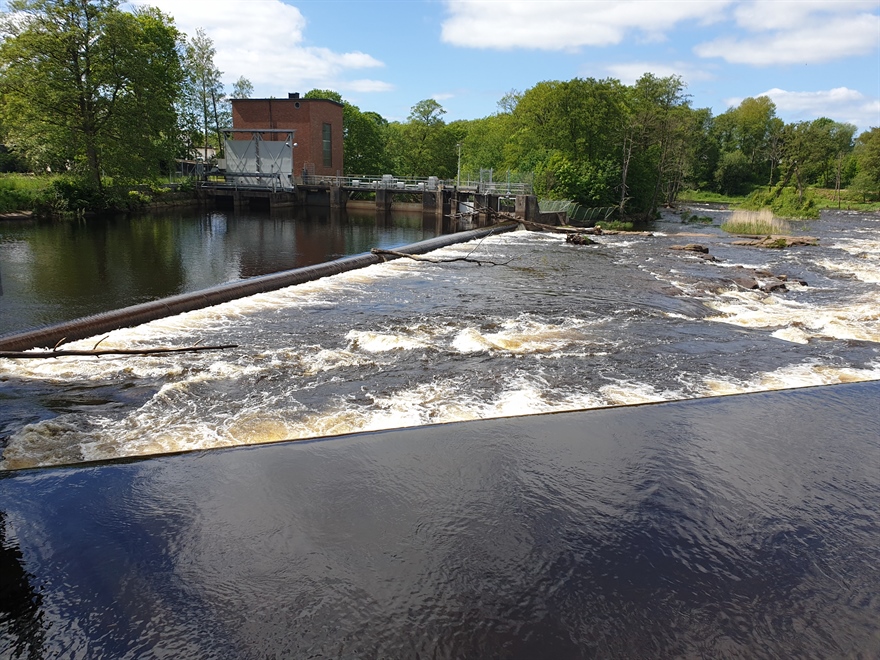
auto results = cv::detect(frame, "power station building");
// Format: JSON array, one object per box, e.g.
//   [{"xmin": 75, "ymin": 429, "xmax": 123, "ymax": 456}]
[{"xmin": 228, "ymin": 93, "xmax": 344, "ymax": 184}]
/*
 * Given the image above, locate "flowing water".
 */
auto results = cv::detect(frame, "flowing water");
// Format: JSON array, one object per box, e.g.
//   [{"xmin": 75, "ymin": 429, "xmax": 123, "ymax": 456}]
[
  {"xmin": 1, "ymin": 205, "xmax": 879, "ymax": 657},
  {"xmin": 0, "ymin": 206, "xmax": 878, "ymax": 469}
]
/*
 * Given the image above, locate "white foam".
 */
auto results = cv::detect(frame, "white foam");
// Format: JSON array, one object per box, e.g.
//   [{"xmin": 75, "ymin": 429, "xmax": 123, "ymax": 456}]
[
  {"xmin": 346, "ymin": 329, "xmax": 431, "ymax": 353},
  {"xmin": 817, "ymin": 257, "xmax": 880, "ymax": 284},
  {"xmin": 703, "ymin": 360, "xmax": 880, "ymax": 396},
  {"xmin": 451, "ymin": 315, "xmax": 590, "ymax": 355},
  {"xmin": 705, "ymin": 290, "xmax": 880, "ymax": 343}
]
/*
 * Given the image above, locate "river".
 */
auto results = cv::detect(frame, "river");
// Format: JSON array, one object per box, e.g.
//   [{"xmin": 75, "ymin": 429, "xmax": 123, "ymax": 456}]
[
  {"xmin": 0, "ymin": 206, "xmax": 442, "ymax": 335},
  {"xmin": 1, "ymin": 205, "xmax": 879, "ymax": 657},
  {"xmin": 1, "ymin": 206, "xmax": 877, "ymax": 469}
]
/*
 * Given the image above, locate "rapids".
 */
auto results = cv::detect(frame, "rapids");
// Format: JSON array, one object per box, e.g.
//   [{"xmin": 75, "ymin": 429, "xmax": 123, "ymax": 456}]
[{"xmin": 1, "ymin": 207, "xmax": 878, "ymax": 469}]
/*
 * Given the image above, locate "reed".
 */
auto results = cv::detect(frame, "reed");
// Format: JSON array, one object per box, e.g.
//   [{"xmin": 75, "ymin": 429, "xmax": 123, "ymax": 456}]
[{"xmin": 721, "ymin": 209, "xmax": 791, "ymax": 235}]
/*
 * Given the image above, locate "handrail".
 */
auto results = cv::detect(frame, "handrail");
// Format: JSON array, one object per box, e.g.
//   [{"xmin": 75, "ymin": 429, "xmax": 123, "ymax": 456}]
[{"xmin": 301, "ymin": 174, "xmax": 531, "ymax": 194}]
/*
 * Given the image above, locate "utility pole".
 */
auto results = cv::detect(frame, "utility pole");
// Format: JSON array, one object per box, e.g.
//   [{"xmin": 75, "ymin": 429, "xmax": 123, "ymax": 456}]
[{"xmin": 456, "ymin": 143, "xmax": 462, "ymax": 187}]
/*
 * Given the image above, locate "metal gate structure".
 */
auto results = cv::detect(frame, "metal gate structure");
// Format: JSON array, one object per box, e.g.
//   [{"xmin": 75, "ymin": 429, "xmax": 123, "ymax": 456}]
[{"xmin": 222, "ymin": 128, "xmax": 296, "ymax": 190}]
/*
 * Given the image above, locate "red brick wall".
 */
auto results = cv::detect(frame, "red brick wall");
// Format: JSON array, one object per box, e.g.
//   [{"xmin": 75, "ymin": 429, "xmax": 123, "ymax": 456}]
[{"xmin": 231, "ymin": 98, "xmax": 344, "ymax": 178}]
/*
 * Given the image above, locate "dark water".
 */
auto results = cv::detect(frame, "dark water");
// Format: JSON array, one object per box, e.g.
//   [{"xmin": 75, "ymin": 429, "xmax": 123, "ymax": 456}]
[
  {"xmin": 0, "ymin": 206, "xmax": 879, "ymax": 656},
  {"xmin": 1, "ymin": 382, "xmax": 879, "ymax": 658},
  {"xmin": 0, "ymin": 206, "xmax": 441, "ymax": 336}
]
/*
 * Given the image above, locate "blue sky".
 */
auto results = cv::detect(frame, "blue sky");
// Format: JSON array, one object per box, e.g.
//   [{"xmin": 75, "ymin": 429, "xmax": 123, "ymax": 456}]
[{"xmin": 124, "ymin": 1, "xmax": 877, "ymax": 133}]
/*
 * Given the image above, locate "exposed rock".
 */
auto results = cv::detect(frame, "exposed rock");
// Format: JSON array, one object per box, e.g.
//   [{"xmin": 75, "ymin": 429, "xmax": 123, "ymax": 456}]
[
  {"xmin": 731, "ymin": 235, "xmax": 819, "ymax": 248},
  {"xmin": 732, "ymin": 277, "xmax": 760, "ymax": 289},
  {"xmin": 761, "ymin": 281, "xmax": 788, "ymax": 293},
  {"xmin": 566, "ymin": 233, "xmax": 597, "ymax": 245},
  {"xmin": 670, "ymin": 243, "xmax": 709, "ymax": 253}
]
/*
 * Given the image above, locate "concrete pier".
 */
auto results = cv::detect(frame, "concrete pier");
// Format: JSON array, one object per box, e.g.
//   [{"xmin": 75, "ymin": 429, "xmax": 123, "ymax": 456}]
[{"xmin": 199, "ymin": 181, "xmax": 540, "ymax": 223}]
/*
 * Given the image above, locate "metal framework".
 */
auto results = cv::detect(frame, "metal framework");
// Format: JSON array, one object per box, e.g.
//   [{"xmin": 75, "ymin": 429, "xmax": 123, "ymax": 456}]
[{"xmin": 222, "ymin": 128, "xmax": 296, "ymax": 190}]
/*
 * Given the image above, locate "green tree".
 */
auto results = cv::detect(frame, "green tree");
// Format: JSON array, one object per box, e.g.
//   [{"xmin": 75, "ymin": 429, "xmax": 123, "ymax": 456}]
[
  {"xmin": 183, "ymin": 28, "xmax": 224, "ymax": 160},
  {"xmin": 714, "ymin": 150, "xmax": 752, "ymax": 195},
  {"xmin": 343, "ymin": 107, "xmax": 392, "ymax": 175},
  {"xmin": 303, "ymin": 89, "xmax": 342, "ymax": 103},
  {"xmin": 778, "ymin": 118, "xmax": 856, "ymax": 203},
  {"xmin": 851, "ymin": 127, "xmax": 880, "ymax": 200},
  {"xmin": 388, "ymin": 99, "xmax": 458, "ymax": 178},
  {"xmin": 230, "ymin": 76, "xmax": 254, "ymax": 99},
  {"xmin": 0, "ymin": 0, "xmax": 184, "ymax": 188}
]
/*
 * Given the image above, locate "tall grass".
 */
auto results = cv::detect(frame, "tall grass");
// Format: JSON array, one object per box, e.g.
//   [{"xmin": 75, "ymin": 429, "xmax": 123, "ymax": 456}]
[
  {"xmin": 721, "ymin": 209, "xmax": 791, "ymax": 235},
  {"xmin": 0, "ymin": 174, "xmax": 54, "ymax": 214}
]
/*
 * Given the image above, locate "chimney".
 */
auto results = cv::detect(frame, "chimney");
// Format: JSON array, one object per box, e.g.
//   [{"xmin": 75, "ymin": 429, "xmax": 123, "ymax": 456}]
[{"xmin": 288, "ymin": 92, "xmax": 300, "ymax": 99}]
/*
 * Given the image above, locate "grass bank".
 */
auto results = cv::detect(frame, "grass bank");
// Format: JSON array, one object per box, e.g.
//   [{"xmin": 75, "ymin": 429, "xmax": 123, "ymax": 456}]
[
  {"xmin": 0, "ymin": 173, "xmax": 197, "ymax": 218},
  {"xmin": 677, "ymin": 187, "xmax": 880, "ymax": 214},
  {"xmin": 0, "ymin": 174, "xmax": 53, "ymax": 214}
]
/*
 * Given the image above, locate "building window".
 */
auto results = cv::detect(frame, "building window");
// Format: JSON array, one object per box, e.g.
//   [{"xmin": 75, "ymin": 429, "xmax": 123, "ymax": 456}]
[{"xmin": 322, "ymin": 123, "xmax": 332, "ymax": 168}]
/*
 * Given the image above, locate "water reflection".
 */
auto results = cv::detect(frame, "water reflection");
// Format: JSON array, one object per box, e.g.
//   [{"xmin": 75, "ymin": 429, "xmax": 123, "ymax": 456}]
[
  {"xmin": 0, "ymin": 207, "xmax": 441, "ymax": 336},
  {"xmin": 0, "ymin": 511, "xmax": 44, "ymax": 660},
  {"xmin": 1, "ymin": 382, "xmax": 878, "ymax": 658}
]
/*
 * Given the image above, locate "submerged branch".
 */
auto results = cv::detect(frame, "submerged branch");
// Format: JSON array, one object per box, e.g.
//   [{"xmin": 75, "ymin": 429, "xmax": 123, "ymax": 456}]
[
  {"xmin": 371, "ymin": 248, "xmax": 512, "ymax": 267},
  {"xmin": 0, "ymin": 344, "xmax": 238, "ymax": 360}
]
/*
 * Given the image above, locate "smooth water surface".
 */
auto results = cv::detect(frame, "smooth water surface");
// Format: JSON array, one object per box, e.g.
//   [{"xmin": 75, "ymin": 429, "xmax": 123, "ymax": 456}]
[
  {"xmin": 0, "ymin": 207, "xmax": 441, "ymax": 335},
  {"xmin": 1, "ymin": 382, "xmax": 879, "ymax": 658}
]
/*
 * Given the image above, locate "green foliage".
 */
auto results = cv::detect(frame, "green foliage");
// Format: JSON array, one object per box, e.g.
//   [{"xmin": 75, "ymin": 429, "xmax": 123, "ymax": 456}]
[
  {"xmin": 739, "ymin": 185, "xmax": 819, "ymax": 219},
  {"xmin": 304, "ymin": 89, "xmax": 343, "ymax": 103},
  {"xmin": 386, "ymin": 99, "xmax": 459, "ymax": 178},
  {"xmin": 183, "ymin": 27, "xmax": 224, "ymax": 156},
  {"xmin": 851, "ymin": 127, "xmax": 880, "ymax": 200},
  {"xmin": 0, "ymin": 0, "xmax": 185, "ymax": 186},
  {"xmin": 714, "ymin": 150, "xmax": 753, "ymax": 195},
  {"xmin": 533, "ymin": 152, "xmax": 619, "ymax": 206},
  {"xmin": 231, "ymin": 76, "xmax": 254, "ymax": 100},
  {"xmin": 0, "ymin": 174, "xmax": 48, "ymax": 212},
  {"xmin": 342, "ymin": 105, "xmax": 393, "ymax": 175},
  {"xmin": 0, "ymin": 145, "xmax": 28, "ymax": 173}
]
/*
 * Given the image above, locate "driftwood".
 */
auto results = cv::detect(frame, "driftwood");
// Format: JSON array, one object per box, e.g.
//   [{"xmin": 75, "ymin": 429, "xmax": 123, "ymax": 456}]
[
  {"xmin": 371, "ymin": 248, "xmax": 512, "ymax": 267},
  {"xmin": 0, "ymin": 343, "xmax": 238, "ymax": 359}
]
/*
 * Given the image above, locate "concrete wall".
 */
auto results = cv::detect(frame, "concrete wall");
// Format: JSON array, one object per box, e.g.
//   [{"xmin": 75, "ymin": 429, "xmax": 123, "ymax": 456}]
[{"xmin": 231, "ymin": 96, "xmax": 344, "ymax": 178}]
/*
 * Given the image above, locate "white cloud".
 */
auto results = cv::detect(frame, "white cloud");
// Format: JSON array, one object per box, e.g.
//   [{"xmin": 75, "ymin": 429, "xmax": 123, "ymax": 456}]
[
  {"xmin": 128, "ymin": 0, "xmax": 388, "ymax": 95},
  {"xmin": 726, "ymin": 87, "xmax": 880, "ymax": 131},
  {"xmin": 695, "ymin": 3, "xmax": 880, "ymax": 65},
  {"xmin": 730, "ymin": 0, "xmax": 878, "ymax": 32},
  {"xmin": 441, "ymin": 0, "xmax": 732, "ymax": 51},
  {"xmin": 342, "ymin": 79, "xmax": 396, "ymax": 94},
  {"xmin": 602, "ymin": 61, "xmax": 715, "ymax": 85}
]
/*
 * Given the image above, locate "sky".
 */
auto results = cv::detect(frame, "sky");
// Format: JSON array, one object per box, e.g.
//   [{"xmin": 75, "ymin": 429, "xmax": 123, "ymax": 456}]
[{"xmin": 83, "ymin": 1, "xmax": 880, "ymax": 133}]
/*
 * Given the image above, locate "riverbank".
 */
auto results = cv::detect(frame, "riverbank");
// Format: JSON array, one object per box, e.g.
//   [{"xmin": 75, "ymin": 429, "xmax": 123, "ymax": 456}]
[
  {"xmin": 677, "ymin": 187, "xmax": 880, "ymax": 213},
  {"xmin": 0, "ymin": 173, "xmax": 200, "ymax": 219}
]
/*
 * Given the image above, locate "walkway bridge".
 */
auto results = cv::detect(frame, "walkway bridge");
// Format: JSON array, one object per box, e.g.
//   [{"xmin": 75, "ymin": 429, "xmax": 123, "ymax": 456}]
[{"xmin": 197, "ymin": 173, "xmax": 542, "ymax": 224}]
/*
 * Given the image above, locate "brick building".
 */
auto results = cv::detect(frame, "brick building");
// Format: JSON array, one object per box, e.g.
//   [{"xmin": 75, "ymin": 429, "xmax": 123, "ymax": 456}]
[{"xmin": 231, "ymin": 93, "xmax": 344, "ymax": 180}]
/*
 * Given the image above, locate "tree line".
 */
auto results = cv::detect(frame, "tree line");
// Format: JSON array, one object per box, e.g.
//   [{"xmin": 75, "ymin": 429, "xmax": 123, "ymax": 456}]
[
  {"xmin": 338, "ymin": 78, "xmax": 879, "ymax": 219},
  {"xmin": 1, "ymin": 0, "xmax": 878, "ymax": 219}
]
